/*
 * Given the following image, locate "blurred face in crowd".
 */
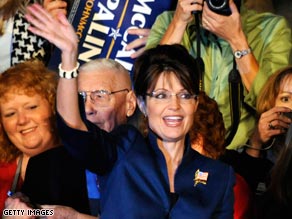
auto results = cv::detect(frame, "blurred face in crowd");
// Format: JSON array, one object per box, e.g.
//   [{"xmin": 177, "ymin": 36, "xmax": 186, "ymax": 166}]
[
  {"xmin": 275, "ymin": 74, "xmax": 292, "ymax": 109},
  {"xmin": 145, "ymin": 72, "xmax": 198, "ymax": 143},
  {"xmin": 78, "ymin": 70, "xmax": 134, "ymax": 132},
  {"xmin": 0, "ymin": 92, "xmax": 55, "ymax": 157}
]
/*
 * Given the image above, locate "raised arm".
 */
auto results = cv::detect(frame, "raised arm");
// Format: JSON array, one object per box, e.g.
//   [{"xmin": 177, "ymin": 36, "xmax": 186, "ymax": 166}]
[
  {"xmin": 160, "ymin": 0, "xmax": 203, "ymax": 44},
  {"xmin": 26, "ymin": 4, "xmax": 87, "ymax": 131},
  {"xmin": 26, "ymin": 4, "xmax": 118, "ymax": 173}
]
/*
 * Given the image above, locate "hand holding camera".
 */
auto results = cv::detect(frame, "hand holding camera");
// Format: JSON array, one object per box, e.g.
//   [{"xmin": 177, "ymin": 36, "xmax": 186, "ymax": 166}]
[{"xmin": 201, "ymin": 0, "xmax": 246, "ymax": 44}]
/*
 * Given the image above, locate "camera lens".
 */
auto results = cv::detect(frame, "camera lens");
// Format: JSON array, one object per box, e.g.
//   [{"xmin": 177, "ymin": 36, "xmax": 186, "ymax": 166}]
[{"xmin": 208, "ymin": 0, "xmax": 228, "ymax": 9}]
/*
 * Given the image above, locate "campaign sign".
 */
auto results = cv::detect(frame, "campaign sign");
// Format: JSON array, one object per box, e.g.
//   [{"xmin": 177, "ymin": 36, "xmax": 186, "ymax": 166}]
[{"xmin": 49, "ymin": 0, "xmax": 174, "ymax": 79}]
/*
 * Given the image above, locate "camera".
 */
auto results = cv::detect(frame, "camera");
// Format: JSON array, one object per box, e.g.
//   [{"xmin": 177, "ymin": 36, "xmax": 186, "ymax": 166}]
[
  {"xmin": 206, "ymin": 0, "xmax": 230, "ymax": 16},
  {"xmin": 205, "ymin": 0, "xmax": 241, "ymax": 16}
]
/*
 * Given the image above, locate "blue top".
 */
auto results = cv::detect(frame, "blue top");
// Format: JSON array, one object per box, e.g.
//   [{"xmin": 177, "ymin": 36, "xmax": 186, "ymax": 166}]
[
  {"xmin": 85, "ymin": 169, "xmax": 100, "ymax": 216},
  {"xmin": 57, "ymin": 114, "xmax": 235, "ymax": 219}
]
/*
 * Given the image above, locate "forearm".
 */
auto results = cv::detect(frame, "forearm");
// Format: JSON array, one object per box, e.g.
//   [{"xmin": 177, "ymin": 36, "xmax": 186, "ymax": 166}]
[
  {"xmin": 57, "ymin": 51, "xmax": 87, "ymax": 131},
  {"xmin": 57, "ymin": 78, "xmax": 86, "ymax": 131},
  {"xmin": 160, "ymin": 0, "xmax": 202, "ymax": 45},
  {"xmin": 245, "ymin": 137, "xmax": 262, "ymax": 158},
  {"xmin": 160, "ymin": 16, "xmax": 188, "ymax": 45},
  {"xmin": 228, "ymin": 30, "xmax": 259, "ymax": 92},
  {"xmin": 77, "ymin": 213, "xmax": 97, "ymax": 219},
  {"xmin": 236, "ymin": 54, "xmax": 259, "ymax": 92}
]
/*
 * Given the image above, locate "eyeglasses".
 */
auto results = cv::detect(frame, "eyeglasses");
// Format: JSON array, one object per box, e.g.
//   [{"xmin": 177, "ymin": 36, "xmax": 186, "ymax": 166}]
[
  {"xmin": 145, "ymin": 90, "xmax": 198, "ymax": 103},
  {"xmin": 79, "ymin": 88, "xmax": 129, "ymax": 106}
]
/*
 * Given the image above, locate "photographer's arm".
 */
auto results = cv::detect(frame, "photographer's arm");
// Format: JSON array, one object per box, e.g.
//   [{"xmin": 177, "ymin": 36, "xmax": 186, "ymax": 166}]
[
  {"xmin": 202, "ymin": 1, "xmax": 259, "ymax": 91},
  {"xmin": 160, "ymin": 0, "xmax": 203, "ymax": 44}
]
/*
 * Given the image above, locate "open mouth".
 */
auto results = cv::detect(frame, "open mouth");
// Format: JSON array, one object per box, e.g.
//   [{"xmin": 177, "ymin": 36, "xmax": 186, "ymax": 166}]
[
  {"xmin": 163, "ymin": 116, "xmax": 183, "ymax": 126},
  {"xmin": 20, "ymin": 127, "xmax": 37, "ymax": 134}
]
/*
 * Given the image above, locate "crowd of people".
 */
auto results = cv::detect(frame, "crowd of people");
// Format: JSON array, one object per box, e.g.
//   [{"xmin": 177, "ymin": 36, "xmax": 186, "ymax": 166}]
[
  {"xmin": 0, "ymin": 0, "xmax": 292, "ymax": 218},
  {"xmin": 146, "ymin": 0, "xmax": 292, "ymax": 149}
]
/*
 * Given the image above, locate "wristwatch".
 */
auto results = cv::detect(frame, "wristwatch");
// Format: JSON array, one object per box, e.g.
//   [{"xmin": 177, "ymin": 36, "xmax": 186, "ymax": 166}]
[{"xmin": 234, "ymin": 48, "xmax": 251, "ymax": 59}]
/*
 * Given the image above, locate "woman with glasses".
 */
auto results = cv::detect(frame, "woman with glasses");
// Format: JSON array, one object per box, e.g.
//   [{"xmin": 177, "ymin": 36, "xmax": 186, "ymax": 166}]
[{"xmin": 25, "ymin": 4, "xmax": 235, "ymax": 219}]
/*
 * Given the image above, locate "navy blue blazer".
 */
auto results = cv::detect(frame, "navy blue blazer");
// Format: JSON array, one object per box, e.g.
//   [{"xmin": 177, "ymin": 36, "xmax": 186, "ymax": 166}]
[{"xmin": 57, "ymin": 113, "xmax": 235, "ymax": 219}]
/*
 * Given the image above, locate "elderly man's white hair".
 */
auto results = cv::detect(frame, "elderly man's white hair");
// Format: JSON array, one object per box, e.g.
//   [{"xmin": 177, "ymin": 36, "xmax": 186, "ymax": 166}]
[{"xmin": 78, "ymin": 58, "xmax": 132, "ymax": 89}]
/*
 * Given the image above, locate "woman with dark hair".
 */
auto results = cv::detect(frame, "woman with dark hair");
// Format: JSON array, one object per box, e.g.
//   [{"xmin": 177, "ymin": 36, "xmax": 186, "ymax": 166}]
[
  {"xmin": 214, "ymin": 66, "xmax": 292, "ymax": 218},
  {"xmin": 23, "ymin": 4, "xmax": 235, "ymax": 218},
  {"xmin": 146, "ymin": 0, "xmax": 292, "ymax": 150},
  {"xmin": 246, "ymin": 66, "xmax": 292, "ymax": 218}
]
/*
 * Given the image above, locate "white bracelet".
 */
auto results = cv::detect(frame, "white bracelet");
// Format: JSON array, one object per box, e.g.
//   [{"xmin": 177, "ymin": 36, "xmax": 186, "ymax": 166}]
[{"xmin": 58, "ymin": 62, "xmax": 80, "ymax": 79}]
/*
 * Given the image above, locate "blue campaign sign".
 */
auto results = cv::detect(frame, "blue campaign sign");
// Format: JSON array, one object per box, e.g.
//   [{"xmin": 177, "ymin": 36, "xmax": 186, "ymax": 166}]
[{"xmin": 49, "ymin": 0, "xmax": 175, "ymax": 79}]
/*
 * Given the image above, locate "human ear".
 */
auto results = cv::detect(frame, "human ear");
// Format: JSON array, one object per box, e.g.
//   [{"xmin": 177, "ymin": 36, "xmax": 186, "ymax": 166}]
[{"xmin": 126, "ymin": 91, "xmax": 137, "ymax": 117}]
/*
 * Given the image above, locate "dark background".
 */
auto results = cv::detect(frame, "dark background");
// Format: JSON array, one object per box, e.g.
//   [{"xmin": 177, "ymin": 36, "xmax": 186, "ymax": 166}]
[
  {"xmin": 274, "ymin": 0, "xmax": 292, "ymax": 27},
  {"xmin": 247, "ymin": 0, "xmax": 292, "ymax": 27},
  {"xmin": 247, "ymin": 0, "xmax": 292, "ymax": 63}
]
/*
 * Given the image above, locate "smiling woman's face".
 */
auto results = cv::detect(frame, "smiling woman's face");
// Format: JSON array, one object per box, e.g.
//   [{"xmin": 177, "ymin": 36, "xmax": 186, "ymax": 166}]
[
  {"xmin": 146, "ymin": 72, "xmax": 198, "ymax": 143},
  {"xmin": 0, "ymin": 92, "xmax": 55, "ymax": 157}
]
